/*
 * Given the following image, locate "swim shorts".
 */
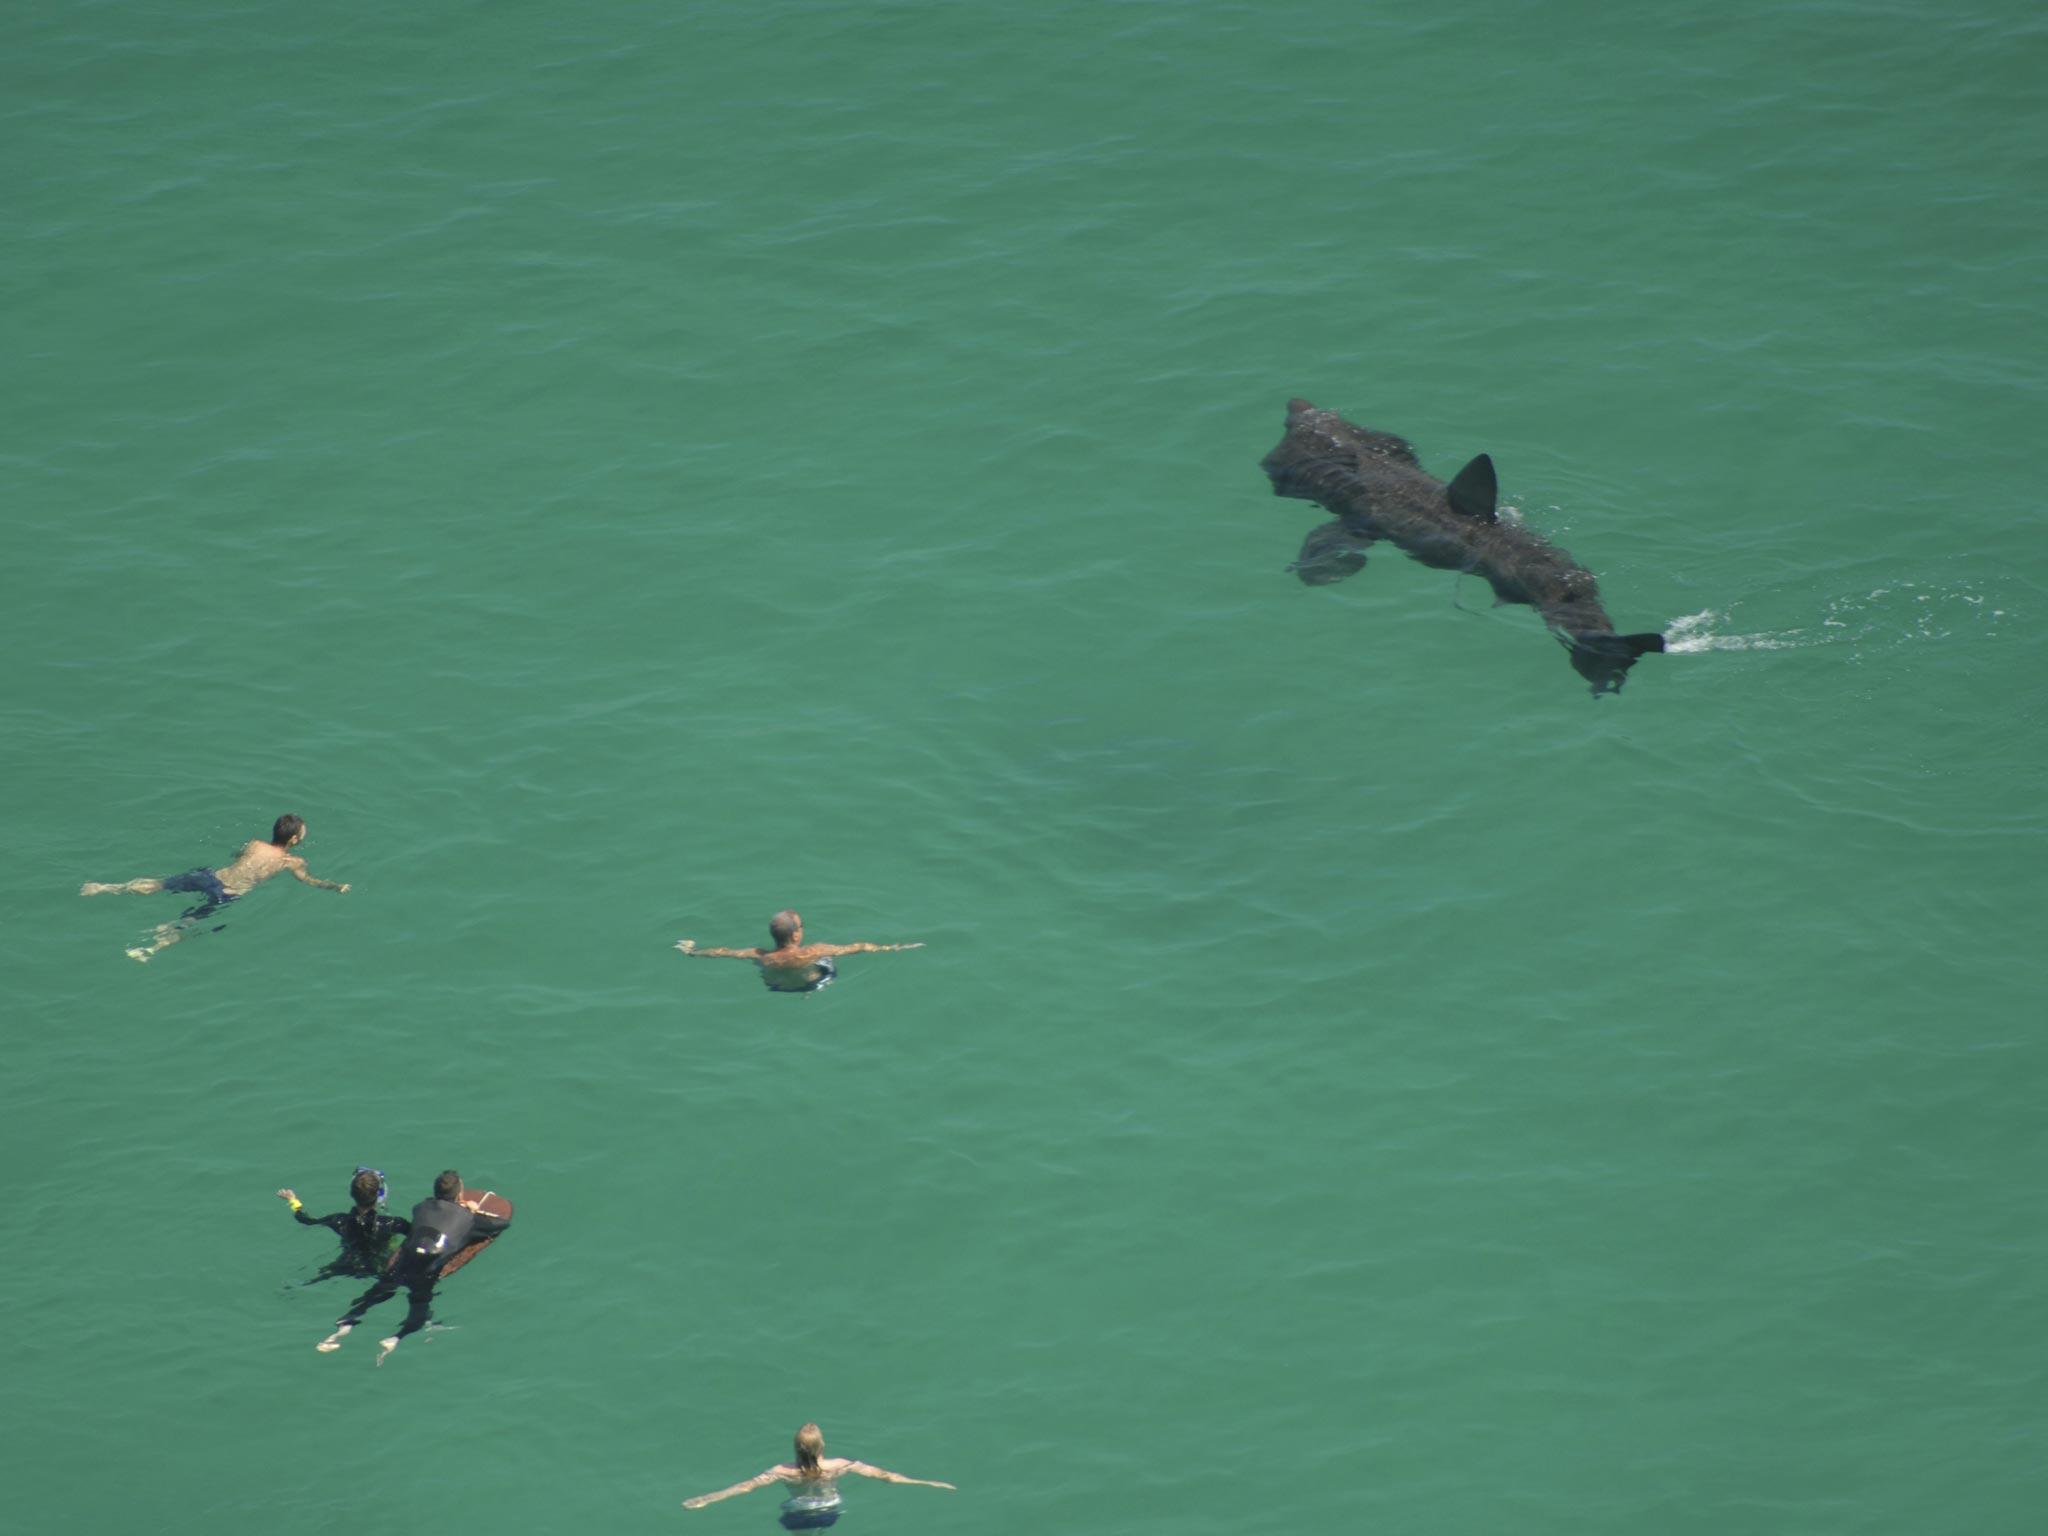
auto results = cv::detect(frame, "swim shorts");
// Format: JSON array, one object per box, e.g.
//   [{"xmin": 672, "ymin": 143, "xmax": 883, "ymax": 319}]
[
  {"xmin": 779, "ymin": 1495, "xmax": 842, "ymax": 1530},
  {"xmin": 762, "ymin": 956, "xmax": 836, "ymax": 994},
  {"xmin": 161, "ymin": 867, "xmax": 234, "ymax": 918}
]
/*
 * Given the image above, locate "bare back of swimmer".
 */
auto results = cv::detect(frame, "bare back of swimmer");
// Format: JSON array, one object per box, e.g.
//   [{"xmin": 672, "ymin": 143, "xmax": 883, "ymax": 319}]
[
  {"xmin": 682, "ymin": 1423, "xmax": 953, "ymax": 1519},
  {"xmin": 675, "ymin": 910, "xmax": 922, "ymax": 993}
]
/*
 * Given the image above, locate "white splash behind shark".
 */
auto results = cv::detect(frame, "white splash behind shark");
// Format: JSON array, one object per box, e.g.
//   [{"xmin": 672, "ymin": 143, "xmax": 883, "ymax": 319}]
[
  {"xmin": 1664, "ymin": 584, "xmax": 2008, "ymax": 654},
  {"xmin": 1663, "ymin": 610, "xmax": 1807, "ymax": 652}
]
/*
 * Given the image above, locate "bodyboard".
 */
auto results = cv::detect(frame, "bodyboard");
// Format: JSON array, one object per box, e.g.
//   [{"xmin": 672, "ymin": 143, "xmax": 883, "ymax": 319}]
[{"xmin": 439, "ymin": 1188, "xmax": 513, "ymax": 1280}]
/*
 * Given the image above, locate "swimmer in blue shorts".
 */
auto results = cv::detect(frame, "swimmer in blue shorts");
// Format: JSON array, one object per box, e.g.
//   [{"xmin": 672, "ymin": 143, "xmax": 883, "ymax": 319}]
[
  {"xmin": 675, "ymin": 910, "xmax": 923, "ymax": 994},
  {"xmin": 82, "ymin": 813, "xmax": 348, "ymax": 962},
  {"xmin": 682, "ymin": 1423, "xmax": 953, "ymax": 1528}
]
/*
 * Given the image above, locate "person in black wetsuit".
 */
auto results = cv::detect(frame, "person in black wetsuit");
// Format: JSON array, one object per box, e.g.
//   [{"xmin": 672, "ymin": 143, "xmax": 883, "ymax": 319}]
[
  {"xmin": 277, "ymin": 1169, "xmax": 409, "ymax": 1282},
  {"xmin": 317, "ymin": 1169, "xmax": 509, "ymax": 1367}
]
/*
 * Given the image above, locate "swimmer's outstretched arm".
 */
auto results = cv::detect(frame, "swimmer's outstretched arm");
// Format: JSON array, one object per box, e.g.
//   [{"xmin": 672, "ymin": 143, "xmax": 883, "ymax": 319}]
[
  {"xmin": 289, "ymin": 864, "xmax": 350, "ymax": 893},
  {"xmin": 277, "ymin": 1188, "xmax": 337, "ymax": 1229},
  {"xmin": 674, "ymin": 940, "xmax": 761, "ymax": 959},
  {"xmin": 814, "ymin": 941, "xmax": 926, "ymax": 957},
  {"xmin": 681, "ymin": 1466, "xmax": 792, "ymax": 1508},
  {"xmin": 841, "ymin": 1460, "xmax": 955, "ymax": 1489}
]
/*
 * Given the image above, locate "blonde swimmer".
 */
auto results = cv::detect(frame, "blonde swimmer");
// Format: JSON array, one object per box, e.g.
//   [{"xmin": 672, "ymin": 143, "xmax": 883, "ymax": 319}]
[{"xmin": 681, "ymin": 1424, "xmax": 953, "ymax": 1529}]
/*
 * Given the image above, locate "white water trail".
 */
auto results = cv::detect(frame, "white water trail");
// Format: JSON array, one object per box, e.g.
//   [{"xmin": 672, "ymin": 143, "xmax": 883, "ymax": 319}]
[
  {"xmin": 1665, "ymin": 585, "xmax": 2008, "ymax": 654},
  {"xmin": 1663, "ymin": 609, "xmax": 1813, "ymax": 653}
]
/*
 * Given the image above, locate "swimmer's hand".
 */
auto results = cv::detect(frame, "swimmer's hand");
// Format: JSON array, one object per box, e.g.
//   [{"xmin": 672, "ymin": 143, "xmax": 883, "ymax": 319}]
[
  {"xmin": 674, "ymin": 939, "xmax": 697, "ymax": 954},
  {"xmin": 277, "ymin": 1188, "xmax": 298, "ymax": 1204},
  {"xmin": 338, "ymin": 883, "xmax": 351, "ymax": 894},
  {"xmin": 681, "ymin": 1497, "xmax": 710, "ymax": 1510}
]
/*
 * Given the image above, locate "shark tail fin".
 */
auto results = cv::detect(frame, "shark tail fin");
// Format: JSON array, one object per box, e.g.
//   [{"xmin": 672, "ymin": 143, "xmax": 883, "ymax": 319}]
[
  {"xmin": 1572, "ymin": 631, "xmax": 1665, "ymax": 658},
  {"xmin": 1565, "ymin": 630, "xmax": 1668, "ymax": 696},
  {"xmin": 1564, "ymin": 630, "xmax": 1662, "ymax": 663}
]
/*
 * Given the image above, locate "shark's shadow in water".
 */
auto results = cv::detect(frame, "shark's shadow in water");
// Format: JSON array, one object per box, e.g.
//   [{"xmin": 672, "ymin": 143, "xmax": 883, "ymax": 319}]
[{"xmin": 1260, "ymin": 398, "xmax": 1665, "ymax": 695}]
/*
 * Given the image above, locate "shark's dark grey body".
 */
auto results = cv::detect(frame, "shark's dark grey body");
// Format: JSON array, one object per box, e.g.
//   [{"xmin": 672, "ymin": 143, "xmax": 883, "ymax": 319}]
[{"xmin": 1261, "ymin": 398, "xmax": 1664, "ymax": 695}]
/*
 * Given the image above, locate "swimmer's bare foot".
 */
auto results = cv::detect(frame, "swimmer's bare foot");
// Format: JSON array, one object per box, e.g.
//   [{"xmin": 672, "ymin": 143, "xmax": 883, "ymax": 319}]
[
  {"xmin": 81, "ymin": 883, "xmax": 113, "ymax": 896},
  {"xmin": 317, "ymin": 1325, "xmax": 353, "ymax": 1353},
  {"xmin": 674, "ymin": 939, "xmax": 697, "ymax": 953},
  {"xmin": 130, "ymin": 924, "xmax": 183, "ymax": 961},
  {"xmin": 375, "ymin": 1336, "xmax": 400, "ymax": 1368}
]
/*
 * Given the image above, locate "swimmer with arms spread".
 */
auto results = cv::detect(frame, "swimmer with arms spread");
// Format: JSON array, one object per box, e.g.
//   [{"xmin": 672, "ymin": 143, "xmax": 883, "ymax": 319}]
[
  {"xmin": 675, "ymin": 910, "xmax": 922, "ymax": 994},
  {"xmin": 81, "ymin": 813, "xmax": 348, "ymax": 962},
  {"xmin": 682, "ymin": 1423, "xmax": 953, "ymax": 1528}
]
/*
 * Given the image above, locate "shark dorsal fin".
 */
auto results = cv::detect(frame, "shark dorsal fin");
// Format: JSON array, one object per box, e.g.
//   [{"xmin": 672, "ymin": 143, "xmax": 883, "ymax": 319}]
[{"xmin": 1445, "ymin": 454, "xmax": 1498, "ymax": 523}]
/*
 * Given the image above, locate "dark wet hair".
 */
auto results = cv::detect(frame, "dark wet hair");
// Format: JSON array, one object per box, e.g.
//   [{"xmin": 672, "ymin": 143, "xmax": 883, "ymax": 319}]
[
  {"xmin": 769, "ymin": 910, "xmax": 802, "ymax": 945},
  {"xmin": 350, "ymin": 1169, "xmax": 382, "ymax": 1207},
  {"xmin": 434, "ymin": 1169, "xmax": 463, "ymax": 1201},
  {"xmin": 272, "ymin": 814, "xmax": 305, "ymax": 845}
]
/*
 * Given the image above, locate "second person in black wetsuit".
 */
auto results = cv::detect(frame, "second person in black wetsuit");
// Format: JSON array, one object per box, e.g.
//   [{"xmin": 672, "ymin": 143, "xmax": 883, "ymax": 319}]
[
  {"xmin": 277, "ymin": 1169, "xmax": 408, "ymax": 1282},
  {"xmin": 317, "ymin": 1169, "xmax": 509, "ymax": 1366}
]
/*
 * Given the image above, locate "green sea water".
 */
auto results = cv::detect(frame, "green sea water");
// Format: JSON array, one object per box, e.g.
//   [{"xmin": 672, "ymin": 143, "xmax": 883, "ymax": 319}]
[{"xmin": 5, "ymin": 2, "xmax": 2044, "ymax": 1532}]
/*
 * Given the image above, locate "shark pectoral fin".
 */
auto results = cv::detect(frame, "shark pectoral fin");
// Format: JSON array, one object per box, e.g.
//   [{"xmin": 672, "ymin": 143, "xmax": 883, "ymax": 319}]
[
  {"xmin": 1445, "ymin": 453, "xmax": 1498, "ymax": 522},
  {"xmin": 1289, "ymin": 520, "xmax": 1371, "ymax": 586}
]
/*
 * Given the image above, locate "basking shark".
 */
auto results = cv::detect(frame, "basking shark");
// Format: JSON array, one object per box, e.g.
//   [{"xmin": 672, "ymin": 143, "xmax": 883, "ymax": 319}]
[{"xmin": 1260, "ymin": 398, "xmax": 1665, "ymax": 695}]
